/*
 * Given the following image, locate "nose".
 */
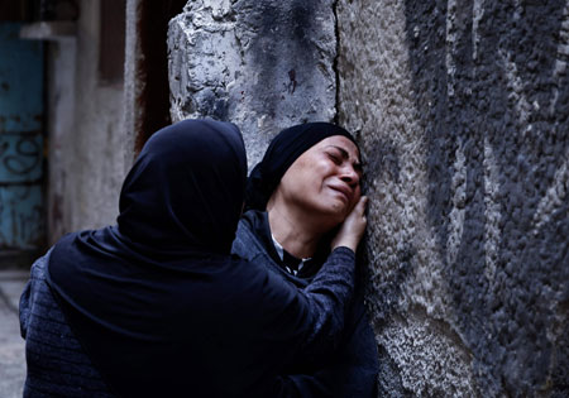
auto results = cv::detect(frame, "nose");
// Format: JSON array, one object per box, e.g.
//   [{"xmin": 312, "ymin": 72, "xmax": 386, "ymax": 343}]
[{"xmin": 340, "ymin": 165, "xmax": 360, "ymax": 188}]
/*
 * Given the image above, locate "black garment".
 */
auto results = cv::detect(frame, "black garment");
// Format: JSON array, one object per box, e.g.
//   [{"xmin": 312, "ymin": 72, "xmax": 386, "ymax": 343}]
[
  {"xmin": 43, "ymin": 119, "xmax": 357, "ymax": 397},
  {"xmin": 233, "ymin": 210, "xmax": 380, "ymax": 397},
  {"xmin": 245, "ymin": 122, "xmax": 358, "ymax": 211},
  {"xmin": 20, "ymin": 250, "xmax": 112, "ymax": 397}
]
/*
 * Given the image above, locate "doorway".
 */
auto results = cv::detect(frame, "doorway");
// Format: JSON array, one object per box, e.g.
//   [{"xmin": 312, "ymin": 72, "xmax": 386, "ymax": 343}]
[{"xmin": 0, "ymin": 22, "xmax": 45, "ymax": 265}]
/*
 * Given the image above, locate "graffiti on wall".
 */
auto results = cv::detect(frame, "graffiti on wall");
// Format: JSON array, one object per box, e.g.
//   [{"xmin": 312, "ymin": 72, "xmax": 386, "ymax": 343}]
[
  {"xmin": 0, "ymin": 134, "xmax": 42, "ymax": 179},
  {"xmin": 0, "ymin": 133, "xmax": 44, "ymax": 249},
  {"xmin": 0, "ymin": 23, "xmax": 45, "ymax": 250}
]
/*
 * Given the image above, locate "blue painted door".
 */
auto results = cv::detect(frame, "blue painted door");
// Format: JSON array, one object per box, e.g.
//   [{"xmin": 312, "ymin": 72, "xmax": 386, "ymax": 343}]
[{"xmin": 0, "ymin": 23, "xmax": 44, "ymax": 250}]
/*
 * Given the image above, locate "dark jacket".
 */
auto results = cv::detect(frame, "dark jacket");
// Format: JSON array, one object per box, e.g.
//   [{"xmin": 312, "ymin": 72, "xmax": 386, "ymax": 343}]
[
  {"xmin": 232, "ymin": 210, "xmax": 379, "ymax": 397},
  {"xmin": 21, "ymin": 243, "xmax": 360, "ymax": 397},
  {"xmin": 19, "ymin": 249, "xmax": 112, "ymax": 397}
]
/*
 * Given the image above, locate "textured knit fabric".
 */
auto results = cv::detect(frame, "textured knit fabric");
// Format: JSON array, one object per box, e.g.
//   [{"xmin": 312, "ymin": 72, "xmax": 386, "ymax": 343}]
[
  {"xmin": 19, "ymin": 249, "xmax": 113, "ymax": 397},
  {"xmin": 232, "ymin": 210, "xmax": 380, "ymax": 397}
]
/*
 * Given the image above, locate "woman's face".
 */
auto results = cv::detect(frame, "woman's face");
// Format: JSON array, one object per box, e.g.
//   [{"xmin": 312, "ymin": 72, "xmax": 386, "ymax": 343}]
[{"xmin": 274, "ymin": 135, "xmax": 362, "ymax": 225}]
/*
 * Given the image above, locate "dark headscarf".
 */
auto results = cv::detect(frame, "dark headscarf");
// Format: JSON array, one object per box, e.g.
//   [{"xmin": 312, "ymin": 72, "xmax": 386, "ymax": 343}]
[
  {"xmin": 245, "ymin": 122, "xmax": 358, "ymax": 211},
  {"xmin": 45, "ymin": 120, "xmax": 310, "ymax": 396},
  {"xmin": 116, "ymin": 119, "xmax": 246, "ymax": 255}
]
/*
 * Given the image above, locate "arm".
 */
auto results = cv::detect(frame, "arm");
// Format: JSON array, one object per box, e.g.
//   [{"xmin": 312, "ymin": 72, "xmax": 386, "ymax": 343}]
[
  {"xmin": 19, "ymin": 251, "xmax": 52, "ymax": 339},
  {"xmin": 244, "ymin": 198, "xmax": 369, "ymax": 398},
  {"xmin": 229, "ymin": 199, "xmax": 369, "ymax": 396},
  {"xmin": 296, "ymin": 246, "xmax": 356, "ymax": 355},
  {"xmin": 246, "ymin": 249, "xmax": 356, "ymax": 397},
  {"xmin": 280, "ymin": 295, "xmax": 380, "ymax": 397},
  {"xmin": 272, "ymin": 197, "xmax": 369, "ymax": 360}
]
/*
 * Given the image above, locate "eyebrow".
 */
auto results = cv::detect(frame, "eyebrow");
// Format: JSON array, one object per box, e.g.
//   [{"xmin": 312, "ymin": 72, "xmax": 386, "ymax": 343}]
[{"xmin": 328, "ymin": 145, "xmax": 363, "ymax": 173}]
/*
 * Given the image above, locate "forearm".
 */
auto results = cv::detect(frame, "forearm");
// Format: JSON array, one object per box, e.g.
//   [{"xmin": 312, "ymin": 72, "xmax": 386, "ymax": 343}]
[{"xmin": 297, "ymin": 246, "xmax": 355, "ymax": 357}]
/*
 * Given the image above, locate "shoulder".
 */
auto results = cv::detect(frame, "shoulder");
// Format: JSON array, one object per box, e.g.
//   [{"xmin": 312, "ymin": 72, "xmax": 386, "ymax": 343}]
[
  {"xmin": 232, "ymin": 210, "xmax": 266, "ymax": 260},
  {"xmin": 29, "ymin": 247, "xmax": 56, "ymax": 281}
]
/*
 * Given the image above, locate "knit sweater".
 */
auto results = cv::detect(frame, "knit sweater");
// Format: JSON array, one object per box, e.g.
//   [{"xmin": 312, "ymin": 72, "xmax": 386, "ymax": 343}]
[
  {"xmin": 19, "ymin": 249, "xmax": 113, "ymax": 397},
  {"xmin": 232, "ymin": 210, "xmax": 379, "ymax": 397}
]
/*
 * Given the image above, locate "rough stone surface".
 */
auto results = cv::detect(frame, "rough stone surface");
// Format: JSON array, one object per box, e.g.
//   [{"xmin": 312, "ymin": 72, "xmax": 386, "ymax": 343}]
[
  {"xmin": 122, "ymin": 0, "xmax": 143, "ymax": 167},
  {"xmin": 167, "ymin": 0, "xmax": 568, "ymax": 396},
  {"xmin": 337, "ymin": 0, "xmax": 568, "ymax": 397},
  {"xmin": 168, "ymin": 0, "xmax": 337, "ymax": 168}
]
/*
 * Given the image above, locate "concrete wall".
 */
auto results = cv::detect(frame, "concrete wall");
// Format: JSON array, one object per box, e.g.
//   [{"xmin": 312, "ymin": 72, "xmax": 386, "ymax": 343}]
[
  {"xmin": 47, "ymin": 0, "xmax": 129, "ymax": 242},
  {"xmin": 46, "ymin": 39, "xmax": 76, "ymax": 242},
  {"xmin": 337, "ymin": 0, "xmax": 568, "ymax": 396},
  {"xmin": 168, "ymin": 0, "xmax": 337, "ymax": 167},
  {"xmin": 168, "ymin": 0, "xmax": 568, "ymax": 396},
  {"xmin": 122, "ymin": 0, "xmax": 140, "ymax": 171}
]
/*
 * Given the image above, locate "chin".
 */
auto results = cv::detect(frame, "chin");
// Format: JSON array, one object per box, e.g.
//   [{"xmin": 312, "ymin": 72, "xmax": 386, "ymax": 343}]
[
  {"xmin": 321, "ymin": 202, "xmax": 350, "ymax": 221},
  {"xmin": 304, "ymin": 197, "xmax": 348, "ymax": 221}
]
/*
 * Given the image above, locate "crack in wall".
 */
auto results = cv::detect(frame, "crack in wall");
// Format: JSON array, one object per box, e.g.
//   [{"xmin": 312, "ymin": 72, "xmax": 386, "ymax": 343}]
[{"xmin": 332, "ymin": 0, "xmax": 340, "ymax": 126}]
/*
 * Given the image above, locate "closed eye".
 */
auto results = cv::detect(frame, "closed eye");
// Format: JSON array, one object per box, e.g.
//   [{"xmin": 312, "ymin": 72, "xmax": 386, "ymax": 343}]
[{"xmin": 326, "ymin": 152, "xmax": 342, "ymax": 165}]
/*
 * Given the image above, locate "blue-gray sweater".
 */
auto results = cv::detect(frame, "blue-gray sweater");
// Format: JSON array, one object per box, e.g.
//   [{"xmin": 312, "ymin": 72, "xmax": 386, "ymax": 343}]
[
  {"xmin": 232, "ymin": 210, "xmax": 379, "ymax": 397},
  {"xmin": 19, "ymin": 249, "xmax": 112, "ymax": 397}
]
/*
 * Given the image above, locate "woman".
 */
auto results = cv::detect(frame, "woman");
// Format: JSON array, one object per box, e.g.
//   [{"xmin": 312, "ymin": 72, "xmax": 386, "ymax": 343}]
[
  {"xmin": 233, "ymin": 122, "xmax": 379, "ymax": 396},
  {"xmin": 19, "ymin": 119, "xmax": 367, "ymax": 397}
]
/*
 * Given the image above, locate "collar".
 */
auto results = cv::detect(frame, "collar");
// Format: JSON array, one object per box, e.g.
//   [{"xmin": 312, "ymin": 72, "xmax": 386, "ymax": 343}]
[
  {"xmin": 270, "ymin": 234, "xmax": 312, "ymax": 276},
  {"xmin": 241, "ymin": 209, "xmax": 327, "ymax": 279}
]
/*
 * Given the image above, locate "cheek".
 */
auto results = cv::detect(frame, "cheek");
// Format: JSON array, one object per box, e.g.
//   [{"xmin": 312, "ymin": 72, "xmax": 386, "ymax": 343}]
[
  {"xmin": 301, "ymin": 161, "xmax": 333, "ymax": 188},
  {"xmin": 283, "ymin": 158, "xmax": 341, "ymax": 206},
  {"xmin": 280, "ymin": 168, "xmax": 318, "ymax": 200}
]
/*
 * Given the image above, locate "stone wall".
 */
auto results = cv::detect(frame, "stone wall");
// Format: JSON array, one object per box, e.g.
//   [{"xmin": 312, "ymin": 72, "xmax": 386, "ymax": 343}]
[
  {"xmin": 168, "ymin": 0, "xmax": 337, "ymax": 167},
  {"xmin": 168, "ymin": 0, "xmax": 569, "ymax": 396},
  {"xmin": 337, "ymin": 0, "xmax": 568, "ymax": 396}
]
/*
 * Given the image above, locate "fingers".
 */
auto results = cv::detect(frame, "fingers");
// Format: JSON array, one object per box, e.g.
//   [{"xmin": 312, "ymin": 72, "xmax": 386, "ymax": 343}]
[
  {"xmin": 345, "ymin": 196, "xmax": 367, "ymax": 228},
  {"xmin": 355, "ymin": 196, "xmax": 368, "ymax": 218},
  {"xmin": 357, "ymin": 197, "xmax": 367, "ymax": 230}
]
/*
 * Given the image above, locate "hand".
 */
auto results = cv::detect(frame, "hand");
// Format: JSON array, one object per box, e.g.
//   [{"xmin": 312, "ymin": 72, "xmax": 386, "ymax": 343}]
[{"xmin": 331, "ymin": 196, "xmax": 368, "ymax": 252}]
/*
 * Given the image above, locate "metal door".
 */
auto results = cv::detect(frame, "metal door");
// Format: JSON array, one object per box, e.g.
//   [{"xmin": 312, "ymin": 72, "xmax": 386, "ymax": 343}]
[{"xmin": 0, "ymin": 23, "xmax": 44, "ymax": 250}]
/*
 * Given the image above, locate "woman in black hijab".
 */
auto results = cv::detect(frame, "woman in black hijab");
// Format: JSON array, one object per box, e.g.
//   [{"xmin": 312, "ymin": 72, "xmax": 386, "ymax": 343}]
[
  {"xmin": 19, "ymin": 119, "xmax": 366, "ymax": 397},
  {"xmin": 233, "ymin": 122, "xmax": 379, "ymax": 396}
]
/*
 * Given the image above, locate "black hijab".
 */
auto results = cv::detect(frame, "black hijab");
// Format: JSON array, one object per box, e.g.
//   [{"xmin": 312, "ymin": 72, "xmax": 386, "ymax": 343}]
[
  {"xmin": 45, "ymin": 120, "xmax": 311, "ymax": 396},
  {"xmin": 115, "ymin": 118, "xmax": 246, "ymax": 255},
  {"xmin": 245, "ymin": 122, "xmax": 358, "ymax": 211}
]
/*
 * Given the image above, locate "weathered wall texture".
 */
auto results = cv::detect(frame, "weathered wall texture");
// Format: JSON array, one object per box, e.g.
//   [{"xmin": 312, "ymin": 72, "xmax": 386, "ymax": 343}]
[
  {"xmin": 168, "ymin": 0, "xmax": 569, "ymax": 397},
  {"xmin": 337, "ymin": 0, "xmax": 568, "ymax": 396},
  {"xmin": 46, "ymin": 39, "xmax": 76, "ymax": 242},
  {"xmin": 168, "ymin": 0, "xmax": 337, "ymax": 167},
  {"xmin": 122, "ymin": 0, "xmax": 141, "ymax": 171},
  {"xmin": 47, "ymin": 0, "xmax": 128, "ymax": 242}
]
